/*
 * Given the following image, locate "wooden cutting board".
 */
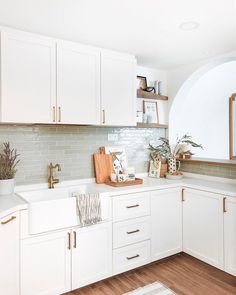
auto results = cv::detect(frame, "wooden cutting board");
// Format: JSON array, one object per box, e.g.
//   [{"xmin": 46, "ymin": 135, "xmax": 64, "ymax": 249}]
[{"xmin": 94, "ymin": 153, "xmax": 114, "ymax": 184}]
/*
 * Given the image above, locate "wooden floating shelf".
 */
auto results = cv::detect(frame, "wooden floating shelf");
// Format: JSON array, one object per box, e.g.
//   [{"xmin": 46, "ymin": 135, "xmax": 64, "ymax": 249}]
[
  {"xmin": 137, "ymin": 122, "xmax": 168, "ymax": 129},
  {"xmin": 137, "ymin": 89, "xmax": 168, "ymax": 100},
  {"xmin": 177, "ymin": 157, "xmax": 236, "ymax": 167}
]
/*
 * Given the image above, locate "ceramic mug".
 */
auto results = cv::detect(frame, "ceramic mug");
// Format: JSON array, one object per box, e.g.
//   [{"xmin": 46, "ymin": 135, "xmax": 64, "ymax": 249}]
[{"xmin": 117, "ymin": 174, "xmax": 128, "ymax": 182}]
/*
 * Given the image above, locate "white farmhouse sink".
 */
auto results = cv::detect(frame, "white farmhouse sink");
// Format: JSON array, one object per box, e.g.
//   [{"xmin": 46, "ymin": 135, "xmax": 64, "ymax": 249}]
[{"xmin": 18, "ymin": 185, "xmax": 111, "ymax": 235}]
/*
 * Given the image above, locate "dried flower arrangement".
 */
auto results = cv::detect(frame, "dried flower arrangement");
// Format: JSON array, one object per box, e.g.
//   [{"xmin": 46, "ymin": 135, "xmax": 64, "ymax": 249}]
[{"xmin": 0, "ymin": 142, "xmax": 20, "ymax": 180}]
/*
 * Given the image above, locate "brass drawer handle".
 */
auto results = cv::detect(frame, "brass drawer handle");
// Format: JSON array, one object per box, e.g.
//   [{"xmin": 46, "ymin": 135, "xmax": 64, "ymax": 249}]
[
  {"xmin": 1, "ymin": 216, "xmax": 16, "ymax": 225},
  {"xmin": 223, "ymin": 197, "xmax": 227, "ymax": 213},
  {"xmin": 126, "ymin": 204, "xmax": 139, "ymax": 209},
  {"xmin": 53, "ymin": 106, "xmax": 56, "ymax": 122},
  {"xmin": 102, "ymin": 109, "xmax": 105, "ymax": 124},
  {"xmin": 73, "ymin": 231, "xmax": 77, "ymax": 248},
  {"xmin": 126, "ymin": 254, "xmax": 140, "ymax": 260},
  {"xmin": 58, "ymin": 106, "xmax": 62, "ymax": 122},
  {"xmin": 181, "ymin": 188, "xmax": 185, "ymax": 202},
  {"xmin": 68, "ymin": 232, "xmax": 71, "ymax": 250},
  {"xmin": 127, "ymin": 229, "xmax": 140, "ymax": 235}
]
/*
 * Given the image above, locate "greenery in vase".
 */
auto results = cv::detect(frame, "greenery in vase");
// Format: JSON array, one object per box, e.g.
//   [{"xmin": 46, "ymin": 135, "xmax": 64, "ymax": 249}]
[
  {"xmin": 0, "ymin": 142, "xmax": 20, "ymax": 180},
  {"xmin": 149, "ymin": 134, "xmax": 203, "ymax": 159}
]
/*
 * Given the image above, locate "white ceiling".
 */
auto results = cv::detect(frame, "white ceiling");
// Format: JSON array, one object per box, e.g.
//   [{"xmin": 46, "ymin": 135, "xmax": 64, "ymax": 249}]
[{"xmin": 0, "ymin": 0, "xmax": 235, "ymax": 69}]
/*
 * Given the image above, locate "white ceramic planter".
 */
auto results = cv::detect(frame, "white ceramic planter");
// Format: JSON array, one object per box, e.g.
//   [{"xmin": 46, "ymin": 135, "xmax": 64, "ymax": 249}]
[{"xmin": 0, "ymin": 179, "xmax": 15, "ymax": 196}]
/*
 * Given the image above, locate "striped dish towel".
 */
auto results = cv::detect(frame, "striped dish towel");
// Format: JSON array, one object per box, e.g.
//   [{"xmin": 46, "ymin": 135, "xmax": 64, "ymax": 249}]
[{"xmin": 73, "ymin": 192, "xmax": 102, "ymax": 226}]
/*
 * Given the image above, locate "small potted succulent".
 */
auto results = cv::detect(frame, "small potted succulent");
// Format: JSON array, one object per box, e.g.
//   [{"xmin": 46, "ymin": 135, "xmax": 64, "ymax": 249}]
[
  {"xmin": 0, "ymin": 142, "xmax": 20, "ymax": 196},
  {"xmin": 149, "ymin": 134, "xmax": 203, "ymax": 177}
]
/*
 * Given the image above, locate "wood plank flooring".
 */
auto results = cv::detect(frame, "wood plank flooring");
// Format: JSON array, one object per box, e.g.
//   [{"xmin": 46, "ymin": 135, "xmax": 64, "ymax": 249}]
[{"xmin": 64, "ymin": 253, "xmax": 236, "ymax": 295}]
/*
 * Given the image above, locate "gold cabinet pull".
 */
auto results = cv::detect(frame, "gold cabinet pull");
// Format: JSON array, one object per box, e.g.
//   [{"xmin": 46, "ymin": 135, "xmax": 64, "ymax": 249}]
[
  {"xmin": 181, "ymin": 188, "xmax": 185, "ymax": 202},
  {"xmin": 53, "ymin": 106, "xmax": 56, "ymax": 122},
  {"xmin": 58, "ymin": 107, "xmax": 62, "ymax": 122},
  {"xmin": 126, "ymin": 254, "xmax": 140, "ymax": 260},
  {"xmin": 127, "ymin": 229, "xmax": 140, "ymax": 235},
  {"xmin": 67, "ymin": 232, "xmax": 71, "ymax": 250},
  {"xmin": 1, "ymin": 216, "xmax": 16, "ymax": 225},
  {"xmin": 102, "ymin": 109, "xmax": 105, "ymax": 124},
  {"xmin": 126, "ymin": 204, "xmax": 139, "ymax": 209},
  {"xmin": 73, "ymin": 231, "xmax": 77, "ymax": 248},
  {"xmin": 223, "ymin": 197, "xmax": 227, "ymax": 213}
]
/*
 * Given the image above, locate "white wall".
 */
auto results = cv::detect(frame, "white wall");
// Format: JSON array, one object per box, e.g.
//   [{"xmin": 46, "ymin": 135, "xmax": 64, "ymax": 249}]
[
  {"xmin": 167, "ymin": 50, "xmax": 236, "ymax": 106},
  {"xmin": 169, "ymin": 61, "xmax": 236, "ymax": 159}
]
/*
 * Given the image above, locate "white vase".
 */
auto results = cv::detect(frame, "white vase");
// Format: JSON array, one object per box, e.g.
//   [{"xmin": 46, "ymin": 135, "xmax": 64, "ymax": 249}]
[{"xmin": 0, "ymin": 179, "xmax": 15, "ymax": 196}]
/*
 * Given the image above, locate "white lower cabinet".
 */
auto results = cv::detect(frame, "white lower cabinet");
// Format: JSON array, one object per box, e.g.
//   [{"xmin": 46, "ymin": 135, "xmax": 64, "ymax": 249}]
[
  {"xmin": 183, "ymin": 188, "xmax": 224, "ymax": 270},
  {"xmin": 113, "ymin": 216, "xmax": 150, "ymax": 249},
  {"xmin": 21, "ymin": 222, "xmax": 112, "ymax": 295},
  {"xmin": 151, "ymin": 188, "xmax": 182, "ymax": 261},
  {"xmin": 224, "ymin": 196, "xmax": 236, "ymax": 276},
  {"xmin": 21, "ymin": 230, "xmax": 71, "ymax": 295},
  {"xmin": 113, "ymin": 240, "xmax": 151, "ymax": 275},
  {"xmin": 72, "ymin": 222, "xmax": 112, "ymax": 289},
  {"xmin": 8, "ymin": 187, "xmax": 236, "ymax": 295},
  {"xmin": 0, "ymin": 212, "xmax": 19, "ymax": 295}
]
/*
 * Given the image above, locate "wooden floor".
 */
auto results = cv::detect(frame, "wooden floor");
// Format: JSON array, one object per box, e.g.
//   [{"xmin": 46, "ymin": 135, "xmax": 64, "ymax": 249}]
[{"xmin": 64, "ymin": 253, "xmax": 236, "ymax": 295}]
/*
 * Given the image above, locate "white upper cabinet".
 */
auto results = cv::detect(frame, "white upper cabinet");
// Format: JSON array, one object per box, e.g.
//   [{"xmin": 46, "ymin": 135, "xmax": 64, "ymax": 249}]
[
  {"xmin": 0, "ymin": 27, "xmax": 137, "ymax": 125},
  {"xmin": 101, "ymin": 50, "xmax": 136, "ymax": 126},
  {"xmin": 0, "ymin": 212, "xmax": 19, "ymax": 295},
  {"xmin": 0, "ymin": 30, "xmax": 56, "ymax": 123},
  {"xmin": 57, "ymin": 41, "xmax": 100, "ymax": 124},
  {"xmin": 183, "ymin": 188, "xmax": 224, "ymax": 270},
  {"xmin": 151, "ymin": 188, "xmax": 182, "ymax": 261},
  {"xmin": 224, "ymin": 196, "xmax": 236, "ymax": 276}
]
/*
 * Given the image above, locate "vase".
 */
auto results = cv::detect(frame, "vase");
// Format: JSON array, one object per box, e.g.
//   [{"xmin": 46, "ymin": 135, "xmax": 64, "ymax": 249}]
[
  {"xmin": 168, "ymin": 157, "xmax": 180, "ymax": 174},
  {"xmin": 0, "ymin": 179, "xmax": 15, "ymax": 196}
]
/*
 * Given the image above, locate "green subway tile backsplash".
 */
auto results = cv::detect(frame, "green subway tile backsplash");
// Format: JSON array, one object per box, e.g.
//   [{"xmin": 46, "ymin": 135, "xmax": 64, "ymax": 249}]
[
  {"xmin": 181, "ymin": 162, "xmax": 235, "ymax": 179},
  {"xmin": 0, "ymin": 125, "xmax": 165, "ymax": 185},
  {"xmin": 0, "ymin": 125, "xmax": 234, "ymax": 185}
]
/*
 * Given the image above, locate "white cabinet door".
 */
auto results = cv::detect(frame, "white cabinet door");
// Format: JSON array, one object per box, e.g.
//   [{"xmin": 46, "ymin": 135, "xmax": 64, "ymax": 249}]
[
  {"xmin": 0, "ymin": 212, "xmax": 19, "ymax": 295},
  {"xmin": 72, "ymin": 222, "xmax": 112, "ymax": 289},
  {"xmin": 101, "ymin": 50, "xmax": 136, "ymax": 126},
  {"xmin": 21, "ymin": 230, "xmax": 71, "ymax": 295},
  {"xmin": 151, "ymin": 188, "xmax": 182, "ymax": 261},
  {"xmin": 224, "ymin": 196, "xmax": 236, "ymax": 276},
  {"xmin": 183, "ymin": 188, "xmax": 224, "ymax": 269},
  {"xmin": 0, "ymin": 30, "xmax": 56, "ymax": 123},
  {"xmin": 57, "ymin": 41, "xmax": 100, "ymax": 124}
]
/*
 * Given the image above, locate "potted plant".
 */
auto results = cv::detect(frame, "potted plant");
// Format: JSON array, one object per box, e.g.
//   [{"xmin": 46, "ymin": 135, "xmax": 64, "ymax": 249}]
[
  {"xmin": 0, "ymin": 142, "xmax": 20, "ymax": 196},
  {"xmin": 149, "ymin": 134, "xmax": 203, "ymax": 176}
]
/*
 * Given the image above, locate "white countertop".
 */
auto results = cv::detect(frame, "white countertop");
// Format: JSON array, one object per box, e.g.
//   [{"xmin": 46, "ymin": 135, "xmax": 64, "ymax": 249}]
[
  {"xmin": 0, "ymin": 194, "xmax": 27, "ymax": 219},
  {"xmin": 0, "ymin": 175, "xmax": 235, "ymax": 219}
]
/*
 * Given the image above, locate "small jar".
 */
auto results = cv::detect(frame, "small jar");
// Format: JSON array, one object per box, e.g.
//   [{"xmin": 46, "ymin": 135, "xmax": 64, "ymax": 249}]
[{"xmin": 123, "ymin": 167, "xmax": 135, "ymax": 181}]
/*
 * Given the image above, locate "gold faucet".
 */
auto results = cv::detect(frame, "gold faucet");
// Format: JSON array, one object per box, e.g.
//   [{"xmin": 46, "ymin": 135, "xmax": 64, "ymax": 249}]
[{"xmin": 48, "ymin": 163, "xmax": 61, "ymax": 189}]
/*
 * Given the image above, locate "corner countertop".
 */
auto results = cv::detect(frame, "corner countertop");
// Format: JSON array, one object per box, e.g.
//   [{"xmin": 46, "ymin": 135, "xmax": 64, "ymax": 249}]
[
  {"xmin": 0, "ymin": 175, "xmax": 235, "ymax": 219},
  {"xmin": 0, "ymin": 193, "xmax": 27, "ymax": 219}
]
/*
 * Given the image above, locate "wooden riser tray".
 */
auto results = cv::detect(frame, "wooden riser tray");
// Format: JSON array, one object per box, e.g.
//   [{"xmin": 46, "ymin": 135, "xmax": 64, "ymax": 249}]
[{"xmin": 105, "ymin": 178, "xmax": 143, "ymax": 187}]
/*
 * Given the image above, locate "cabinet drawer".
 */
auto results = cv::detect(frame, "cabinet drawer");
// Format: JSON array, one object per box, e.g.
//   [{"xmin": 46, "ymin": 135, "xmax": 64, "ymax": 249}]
[
  {"xmin": 113, "ymin": 240, "xmax": 150, "ymax": 275},
  {"xmin": 113, "ymin": 216, "xmax": 150, "ymax": 249},
  {"xmin": 113, "ymin": 192, "xmax": 150, "ymax": 222}
]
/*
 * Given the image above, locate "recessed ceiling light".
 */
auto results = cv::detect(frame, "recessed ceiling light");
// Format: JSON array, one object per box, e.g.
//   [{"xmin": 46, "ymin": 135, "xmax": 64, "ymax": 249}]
[{"xmin": 179, "ymin": 21, "xmax": 200, "ymax": 31}]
